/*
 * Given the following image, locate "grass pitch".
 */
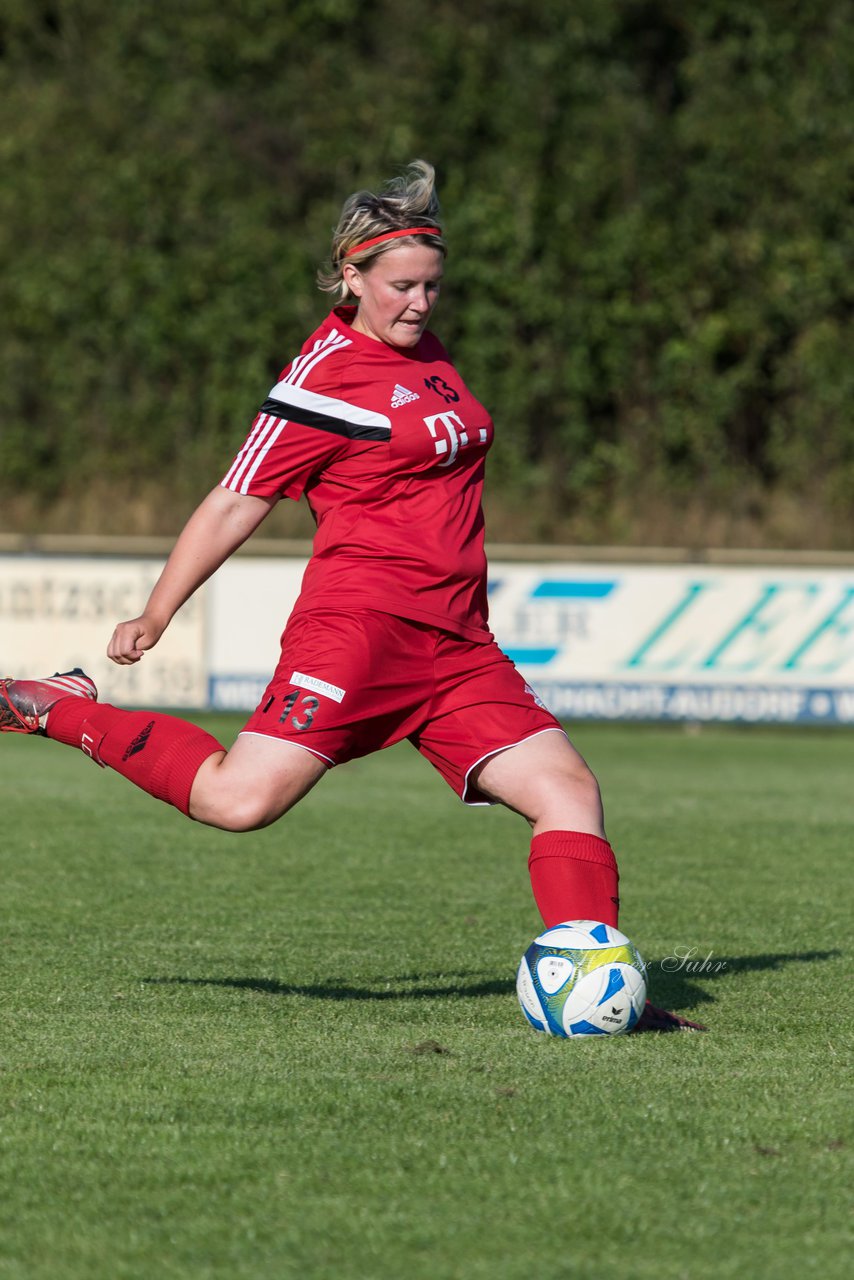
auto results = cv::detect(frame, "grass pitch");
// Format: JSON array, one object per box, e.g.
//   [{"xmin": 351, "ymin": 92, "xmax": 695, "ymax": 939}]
[{"xmin": 1, "ymin": 718, "xmax": 851, "ymax": 1279}]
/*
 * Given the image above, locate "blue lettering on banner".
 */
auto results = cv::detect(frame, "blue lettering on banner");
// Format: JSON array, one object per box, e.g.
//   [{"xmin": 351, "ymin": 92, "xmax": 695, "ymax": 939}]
[
  {"xmin": 530, "ymin": 580, "xmax": 617, "ymax": 599},
  {"xmin": 211, "ymin": 675, "xmax": 854, "ymax": 721},
  {"xmin": 783, "ymin": 586, "xmax": 854, "ymax": 673},
  {"xmin": 490, "ymin": 577, "xmax": 617, "ymax": 665},
  {"xmin": 209, "ymin": 675, "xmax": 268, "ymax": 710},
  {"xmin": 699, "ymin": 583, "xmax": 820, "ymax": 672},
  {"xmin": 532, "ymin": 682, "xmax": 854, "ymax": 724},
  {"xmin": 625, "ymin": 580, "xmax": 854, "ymax": 676},
  {"xmin": 624, "ymin": 583, "xmax": 709, "ymax": 671},
  {"xmin": 503, "ymin": 647, "xmax": 560, "ymax": 665}
]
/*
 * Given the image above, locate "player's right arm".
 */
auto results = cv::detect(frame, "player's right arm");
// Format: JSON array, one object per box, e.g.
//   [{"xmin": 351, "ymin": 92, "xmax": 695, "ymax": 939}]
[
  {"xmin": 109, "ymin": 332, "xmax": 355, "ymax": 665},
  {"xmin": 107, "ymin": 486, "xmax": 276, "ymax": 665}
]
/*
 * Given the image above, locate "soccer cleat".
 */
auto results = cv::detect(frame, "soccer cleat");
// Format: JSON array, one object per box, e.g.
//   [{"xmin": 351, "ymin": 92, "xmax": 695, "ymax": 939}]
[
  {"xmin": 632, "ymin": 1000, "xmax": 708, "ymax": 1033},
  {"xmin": 0, "ymin": 668, "xmax": 97, "ymax": 735}
]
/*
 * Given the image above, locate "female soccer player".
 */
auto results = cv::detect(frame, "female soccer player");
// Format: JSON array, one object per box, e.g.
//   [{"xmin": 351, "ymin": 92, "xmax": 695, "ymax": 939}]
[{"xmin": 1, "ymin": 161, "xmax": 703, "ymax": 1031}]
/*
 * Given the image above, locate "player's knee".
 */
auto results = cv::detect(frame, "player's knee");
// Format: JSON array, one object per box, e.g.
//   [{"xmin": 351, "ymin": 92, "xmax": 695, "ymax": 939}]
[
  {"xmin": 535, "ymin": 758, "xmax": 602, "ymax": 823},
  {"xmin": 192, "ymin": 784, "xmax": 292, "ymax": 832},
  {"xmin": 571, "ymin": 759, "xmax": 602, "ymax": 806},
  {"xmin": 219, "ymin": 805, "xmax": 275, "ymax": 833},
  {"xmin": 541, "ymin": 753, "xmax": 599, "ymax": 797}
]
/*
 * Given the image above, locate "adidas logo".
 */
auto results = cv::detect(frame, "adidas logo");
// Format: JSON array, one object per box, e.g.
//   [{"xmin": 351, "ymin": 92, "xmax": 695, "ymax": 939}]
[{"xmin": 391, "ymin": 384, "xmax": 419, "ymax": 408}]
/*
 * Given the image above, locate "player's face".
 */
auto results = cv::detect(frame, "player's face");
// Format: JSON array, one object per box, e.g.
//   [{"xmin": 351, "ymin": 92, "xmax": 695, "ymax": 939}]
[{"xmin": 344, "ymin": 245, "xmax": 444, "ymax": 348}]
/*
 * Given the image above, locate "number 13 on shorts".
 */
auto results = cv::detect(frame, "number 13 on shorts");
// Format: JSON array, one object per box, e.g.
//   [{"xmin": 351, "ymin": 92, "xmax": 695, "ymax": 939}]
[{"xmin": 279, "ymin": 689, "xmax": 320, "ymax": 731}]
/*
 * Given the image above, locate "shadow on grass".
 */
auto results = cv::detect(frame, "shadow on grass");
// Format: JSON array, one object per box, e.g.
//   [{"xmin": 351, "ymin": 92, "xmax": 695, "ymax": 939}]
[
  {"xmin": 645, "ymin": 948, "xmax": 841, "ymax": 1010},
  {"xmin": 144, "ymin": 973, "xmax": 513, "ymax": 1001},
  {"xmin": 145, "ymin": 949, "xmax": 840, "ymax": 1010}
]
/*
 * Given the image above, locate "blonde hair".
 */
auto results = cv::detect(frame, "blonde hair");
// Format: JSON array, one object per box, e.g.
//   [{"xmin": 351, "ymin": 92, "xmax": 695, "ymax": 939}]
[{"xmin": 317, "ymin": 160, "xmax": 445, "ymax": 302}]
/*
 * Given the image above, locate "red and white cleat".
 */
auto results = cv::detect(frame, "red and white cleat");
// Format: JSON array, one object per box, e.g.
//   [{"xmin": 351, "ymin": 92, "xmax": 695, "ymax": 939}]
[
  {"xmin": 0, "ymin": 669, "xmax": 97, "ymax": 735},
  {"xmin": 632, "ymin": 1000, "xmax": 708, "ymax": 1033}
]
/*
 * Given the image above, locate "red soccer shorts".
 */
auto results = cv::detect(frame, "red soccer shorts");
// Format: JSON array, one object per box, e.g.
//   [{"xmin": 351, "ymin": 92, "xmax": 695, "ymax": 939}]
[{"xmin": 240, "ymin": 608, "xmax": 564, "ymax": 804}]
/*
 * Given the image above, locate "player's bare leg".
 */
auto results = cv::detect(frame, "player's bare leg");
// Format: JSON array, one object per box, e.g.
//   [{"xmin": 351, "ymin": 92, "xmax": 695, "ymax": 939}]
[
  {"xmin": 472, "ymin": 729, "xmax": 604, "ymax": 836},
  {"xmin": 187, "ymin": 735, "xmax": 329, "ymax": 831},
  {"xmin": 1, "ymin": 669, "xmax": 327, "ymax": 832}
]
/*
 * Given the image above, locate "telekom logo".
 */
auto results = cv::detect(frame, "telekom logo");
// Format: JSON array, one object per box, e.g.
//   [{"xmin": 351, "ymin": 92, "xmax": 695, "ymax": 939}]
[{"xmin": 424, "ymin": 411, "xmax": 487, "ymax": 467}]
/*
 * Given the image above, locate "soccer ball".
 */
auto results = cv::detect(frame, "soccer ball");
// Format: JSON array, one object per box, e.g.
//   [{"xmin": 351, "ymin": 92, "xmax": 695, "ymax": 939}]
[{"xmin": 516, "ymin": 920, "xmax": 647, "ymax": 1037}]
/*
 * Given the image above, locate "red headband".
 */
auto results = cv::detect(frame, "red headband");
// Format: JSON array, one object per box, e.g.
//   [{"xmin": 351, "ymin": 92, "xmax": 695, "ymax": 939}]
[{"xmin": 343, "ymin": 226, "xmax": 442, "ymax": 259}]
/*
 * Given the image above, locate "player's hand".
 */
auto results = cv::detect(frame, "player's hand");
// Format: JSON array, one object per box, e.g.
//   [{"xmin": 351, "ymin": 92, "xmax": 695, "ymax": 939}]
[{"xmin": 107, "ymin": 614, "xmax": 167, "ymax": 665}]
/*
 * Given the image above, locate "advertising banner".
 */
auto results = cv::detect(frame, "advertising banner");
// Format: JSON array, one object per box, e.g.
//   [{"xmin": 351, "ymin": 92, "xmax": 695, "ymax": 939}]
[
  {"xmin": 0, "ymin": 557, "xmax": 206, "ymax": 708},
  {"xmin": 207, "ymin": 559, "xmax": 306, "ymax": 711},
  {"xmin": 5, "ymin": 554, "xmax": 854, "ymax": 723},
  {"xmin": 487, "ymin": 564, "xmax": 854, "ymax": 723},
  {"xmin": 208, "ymin": 558, "xmax": 854, "ymax": 723}
]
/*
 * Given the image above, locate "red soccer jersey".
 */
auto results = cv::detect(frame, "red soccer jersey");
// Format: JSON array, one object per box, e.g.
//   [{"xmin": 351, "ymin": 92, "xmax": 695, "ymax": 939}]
[{"xmin": 221, "ymin": 306, "xmax": 495, "ymax": 640}]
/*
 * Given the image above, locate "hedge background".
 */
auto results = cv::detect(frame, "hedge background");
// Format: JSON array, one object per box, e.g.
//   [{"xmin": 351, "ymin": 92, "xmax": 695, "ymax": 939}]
[{"xmin": 1, "ymin": 0, "xmax": 852, "ymax": 546}]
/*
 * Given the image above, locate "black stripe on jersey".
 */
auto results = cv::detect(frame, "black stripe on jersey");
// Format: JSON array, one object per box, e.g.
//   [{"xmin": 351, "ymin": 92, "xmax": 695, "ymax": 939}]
[{"xmin": 260, "ymin": 398, "xmax": 391, "ymax": 441}]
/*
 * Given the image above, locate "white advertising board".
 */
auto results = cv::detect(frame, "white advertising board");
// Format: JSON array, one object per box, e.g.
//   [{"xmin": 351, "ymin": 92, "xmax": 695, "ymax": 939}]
[
  {"xmin": 487, "ymin": 563, "xmax": 854, "ymax": 723},
  {"xmin": 6, "ymin": 555, "xmax": 854, "ymax": 723},
  {"xmin": 207, "ymin": 559, "xmax": 306, "ymax": 710},
  {"xmin": 0, "ymin": 557, "xmax": 206, "ymax": 708},
  {"xmin": 207, "ymin": 559, "xmax": 854, "ymax": 724}
]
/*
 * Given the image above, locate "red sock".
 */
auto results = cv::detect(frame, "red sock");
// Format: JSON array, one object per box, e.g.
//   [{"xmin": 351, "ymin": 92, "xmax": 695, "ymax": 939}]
[
  {"xmin": 528, "ymin": 830, "xmax": 620, "ymax": 929},
  {"xmin": 46, "ymin": 698, "xmax": 224, "ymax": 817}
]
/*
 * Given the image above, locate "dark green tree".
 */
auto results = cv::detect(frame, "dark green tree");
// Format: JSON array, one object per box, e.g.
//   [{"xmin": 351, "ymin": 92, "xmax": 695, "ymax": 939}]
[{"xmin": 1, "ymin": 0, "xmax": 851, "ymax": 545}]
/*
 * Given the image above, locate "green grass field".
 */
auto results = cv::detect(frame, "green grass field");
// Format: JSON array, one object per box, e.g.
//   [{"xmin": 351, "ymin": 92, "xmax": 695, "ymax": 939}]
[{"xmin": 1, "ymin": 718, "xmax": 851, "ymax": 1280}]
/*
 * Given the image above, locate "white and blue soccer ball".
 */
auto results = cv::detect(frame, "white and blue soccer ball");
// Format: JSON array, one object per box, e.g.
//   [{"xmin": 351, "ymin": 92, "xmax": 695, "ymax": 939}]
[{"xmin": 516, "ymin": 920, "xmax": 647, "ymax": 1037}]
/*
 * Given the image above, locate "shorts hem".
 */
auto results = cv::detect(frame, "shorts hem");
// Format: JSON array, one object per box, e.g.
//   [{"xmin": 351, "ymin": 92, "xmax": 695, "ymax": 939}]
[
  {"xmin": 461, "ymin": 726, "xmax": 566, "ymax": 806},
  {"xmin": 237, "ymin": 730, "xmax": 336, "ymax": 767}
]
